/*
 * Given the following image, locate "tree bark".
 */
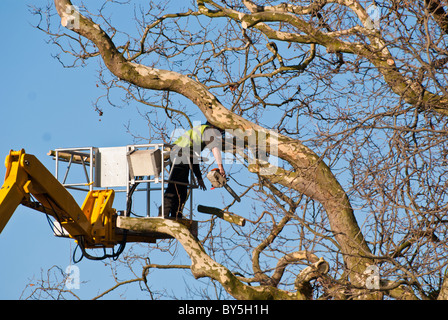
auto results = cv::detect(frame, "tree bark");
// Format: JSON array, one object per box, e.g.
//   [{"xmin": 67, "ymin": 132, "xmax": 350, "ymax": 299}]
[{"xmin": 117, "ymin": 216, "xmax": 307, "ymax": 299}]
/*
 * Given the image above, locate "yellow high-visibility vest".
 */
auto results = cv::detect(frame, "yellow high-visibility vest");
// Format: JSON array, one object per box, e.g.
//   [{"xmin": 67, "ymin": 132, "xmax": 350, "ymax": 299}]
[{"xmin": 174, "ymin": 125, "xmax": 209, "ymax": 150}]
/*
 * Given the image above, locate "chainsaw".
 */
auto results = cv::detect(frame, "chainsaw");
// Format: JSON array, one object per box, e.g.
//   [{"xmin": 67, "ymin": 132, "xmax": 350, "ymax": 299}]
[{"xmin": 206, "ymin": 169, "xmax": 241, "ymax": 202}]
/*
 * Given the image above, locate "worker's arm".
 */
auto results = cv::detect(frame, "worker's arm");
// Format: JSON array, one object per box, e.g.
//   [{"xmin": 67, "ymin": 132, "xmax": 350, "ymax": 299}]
[
  {"xmin": 192, "ymin": 164, "xmax": 207, "ymax": 190},
  {"xmin": 212, "ymin": 146, "xmax": 225, "ymax": 177},
  {"xmin": 203, "ymin": 127, "xmax": 226, "ymax": 177}
]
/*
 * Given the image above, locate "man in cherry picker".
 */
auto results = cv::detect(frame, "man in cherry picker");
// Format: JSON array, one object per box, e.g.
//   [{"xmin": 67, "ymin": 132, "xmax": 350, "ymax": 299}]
[{"xmin": 159, "ymin": 121, "xmax": 226, "ymax": 218}]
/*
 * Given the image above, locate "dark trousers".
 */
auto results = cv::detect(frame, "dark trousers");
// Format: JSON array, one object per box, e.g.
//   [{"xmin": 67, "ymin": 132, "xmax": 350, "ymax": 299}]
[{"xmin": 159, "ymin": 164, "xmax": 190, "ymax": 218}]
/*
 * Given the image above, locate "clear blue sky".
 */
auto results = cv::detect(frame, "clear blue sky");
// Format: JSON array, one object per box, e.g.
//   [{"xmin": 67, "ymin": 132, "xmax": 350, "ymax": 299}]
[{"xmin": 0, "ymin": 0, "xmax": 217, "ymax": 299}]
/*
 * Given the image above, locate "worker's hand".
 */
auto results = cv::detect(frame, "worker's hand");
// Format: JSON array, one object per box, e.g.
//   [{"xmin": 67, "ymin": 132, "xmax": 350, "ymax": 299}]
[
  {"xmin": 218, "ymin": 164, "xmax": 226, "ymax": 178},
  {"xmin": 198, "ymin": 179, "xmax": 207, "ymax": 191}
]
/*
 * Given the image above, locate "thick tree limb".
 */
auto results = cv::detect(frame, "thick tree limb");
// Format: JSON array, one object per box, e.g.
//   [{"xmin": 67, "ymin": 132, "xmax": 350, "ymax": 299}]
[
  {"xmin": 117, "ymin": 217, "xmax": 302, "ymax": 299},
  {"xmin": 197, "ymin": 205, "xmax": 246, "ymax": 226},
  {"xmin": 272, "ymin": 251, "xmax": 329, "ymax": 288}
]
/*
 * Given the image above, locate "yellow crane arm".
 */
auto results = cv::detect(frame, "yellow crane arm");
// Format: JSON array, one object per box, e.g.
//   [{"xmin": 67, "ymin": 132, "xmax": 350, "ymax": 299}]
[
  {"xmin": 0, "ymin": 149, "xmax": 163, "ymax": 261},
  {"xmin": 0, "ymin": 150, "xmax": 28, "ymax": 233},
  {"xmin": 0, "ymin": 149, "xmax": 93, "ymax": 242}
]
